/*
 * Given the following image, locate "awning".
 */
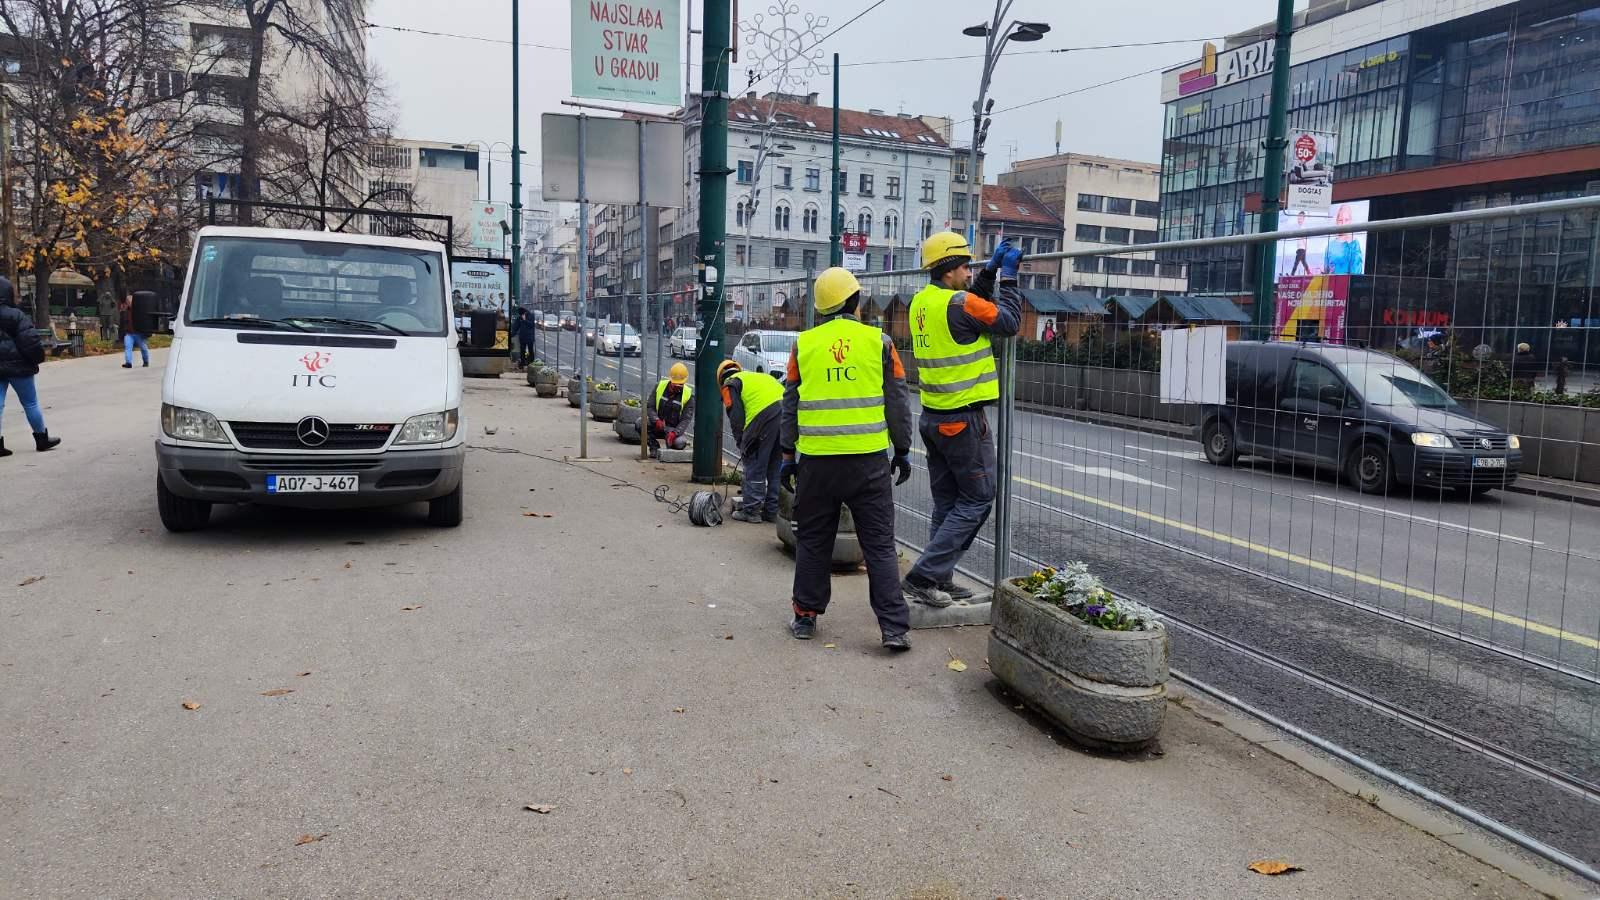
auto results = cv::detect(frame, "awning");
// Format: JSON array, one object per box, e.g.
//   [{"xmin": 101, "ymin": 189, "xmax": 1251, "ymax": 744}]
[
  {"xmin": 1165, "ymin": 295, "xmax": 1250, "ymax": 323},
  {"xmin": 1021, "ymin": 289, "xmax": 1105, "ymax": 316},
  {"xmin": 49, "ymin": 269, "xmax": 95, "ymax": 288},
  {"xmin": 1105, "ymin": 295, "xmax": 1157, "ymax": 319}
]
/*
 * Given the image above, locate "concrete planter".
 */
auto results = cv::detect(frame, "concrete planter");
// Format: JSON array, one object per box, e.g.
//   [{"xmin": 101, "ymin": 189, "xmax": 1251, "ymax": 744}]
[
  {"xmin": 614, "ymin": 402, "xmax": 643, "ymax": 442},
  {"xmin": 989, "ymin": 579, "xmax": 1168, "ymax": 752},
  {"xmin": 566, "ymin": 377, "xmax": 590, "ymax": 408},
  {"xmin": 775, "ymin": 485, "xmax": 864, "ymax": 569},
  {"xmin": 1461, "ymin": 399, "xmax": 1599, "ymax": 484},
  {"xmin": 530, "ymin": 368, "xmax": 560, "ymax": 397},
  {"xmin": 459, "ymin": 348, "xmax": 508, "ymax": 378},
  {"xmin": 590, "ymin": 388, "xmax": 621, "ymax": 422}
]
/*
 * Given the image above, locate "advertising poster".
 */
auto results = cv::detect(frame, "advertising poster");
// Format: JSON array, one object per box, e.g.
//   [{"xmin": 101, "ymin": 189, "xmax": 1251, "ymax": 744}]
[
  {"xmin": 842, "ymin": 232, "xmax": 868, "ymax": 273},
  {"xmin": 1285, "ymin": 130, "xmax": 1337, "ymax": 213},
  {"xmin": 1275, "ymin": 199, "xmax": 1369, "ymax": 279},
  {"xmin": 467, "ymin": 203, "xmax": 508, "ymax": 255},
  {"xmin": 451, "ymin": 260, "xmax": 511, "ymax": 317},
  {"xmin": 570, "ymin": 0, "xmax": 681, "ymax": 107},
  {"xmin": 1276, "ymin": 274, "xmax": 1350, "ymax": 344}
]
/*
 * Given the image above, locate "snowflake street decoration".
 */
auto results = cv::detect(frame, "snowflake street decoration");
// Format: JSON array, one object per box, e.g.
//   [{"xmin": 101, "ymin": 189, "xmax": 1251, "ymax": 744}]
[{"xmin": 741, "ymin": 3, "xmax": 830, "ymax": 94}]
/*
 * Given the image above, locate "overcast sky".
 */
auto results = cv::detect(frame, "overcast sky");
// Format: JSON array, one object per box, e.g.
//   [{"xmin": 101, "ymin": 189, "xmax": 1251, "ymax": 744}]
[{"xmin": 367, "ymin": 0, "xmax": 1279, "ymax": 205}]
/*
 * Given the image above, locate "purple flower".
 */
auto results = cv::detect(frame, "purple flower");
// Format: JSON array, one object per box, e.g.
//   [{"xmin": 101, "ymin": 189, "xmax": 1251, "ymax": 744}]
[{"xmin": 1084, "ymin": 605, "xmax": 1106, "ymax": 618}]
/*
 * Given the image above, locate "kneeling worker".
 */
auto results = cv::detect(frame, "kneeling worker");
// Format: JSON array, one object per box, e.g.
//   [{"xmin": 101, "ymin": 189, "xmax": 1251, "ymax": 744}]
[
  {"xmin": 718, "ymin": 359, "xmax": 785, "ymax": 523},
  {"xmin": 779, "ymin": 267, "xmax": 916, "ymax": 651},
  {"xmin": 902, "ymin": 231, "xmax": 1023, "ymax": 606},
  {"xmin": 650, "ymin": 362, "xmax": 695, "ymax": 455}
]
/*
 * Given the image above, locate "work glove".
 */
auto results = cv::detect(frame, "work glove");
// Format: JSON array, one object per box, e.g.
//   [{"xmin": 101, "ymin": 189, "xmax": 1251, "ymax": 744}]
[
  {"xmin": 986, "ymin": 238, "xmax": 1013, "ymax": 273},
  {"xmin": 999, "ymin": 243, "xmax": 1024, "ymax": 280},
  {"xmin": 666, "ymin": 430, "xmax": 677, "ymax": 447},
  {"xmin": 892, "ymin": 452, "xmax": 912, "ymax": 486},
  {"xmin": 779, "ymin": 458, "xmax": 798, "ymax": 494}
]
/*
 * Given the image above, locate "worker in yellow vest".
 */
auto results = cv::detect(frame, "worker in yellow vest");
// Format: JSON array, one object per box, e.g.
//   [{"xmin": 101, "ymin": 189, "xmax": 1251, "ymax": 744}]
[
  {"xmin": 649, "ymin": 362, "xmax": 695, "ymax": 456},
  {"xmin": 902, "ymin": 231, "xmax": 1023, "ymax": 606},
  {"xmin": 717, "ymin": 359, "xmax": 786, "ymax": 523},
  {"xmin": 778, "ymin": 267, "xmax": 916, "ymax": 651}
]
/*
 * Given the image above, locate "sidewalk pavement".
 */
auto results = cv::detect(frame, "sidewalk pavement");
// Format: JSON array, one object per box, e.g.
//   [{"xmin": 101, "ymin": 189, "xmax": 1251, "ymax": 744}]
[{"xmin": 0, "ymin": 357, "xmax": 1576, "ymax": 898}]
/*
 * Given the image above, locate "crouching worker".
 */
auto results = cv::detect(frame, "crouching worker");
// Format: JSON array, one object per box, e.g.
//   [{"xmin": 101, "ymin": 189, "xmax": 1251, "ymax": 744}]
[
  {"xmin": 649, "ymin": 362, "xmax": 696, "ymax": 456},
  {"xmin": 718, "ymin": 359, "xmax": 784, "ymax": 523}
]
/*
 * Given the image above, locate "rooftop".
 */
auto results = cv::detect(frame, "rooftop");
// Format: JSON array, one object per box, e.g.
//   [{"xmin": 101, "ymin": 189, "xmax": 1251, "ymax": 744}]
[
  {"xmin": 726, "ymin": 92, "xmax": 949, "ymax": 149},
  {"xmin": 979, "ymin": 185, "xmax": 1063, "ymax": 228}
]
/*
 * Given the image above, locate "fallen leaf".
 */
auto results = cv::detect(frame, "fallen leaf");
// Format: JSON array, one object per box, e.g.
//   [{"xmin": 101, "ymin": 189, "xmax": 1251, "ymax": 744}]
[
  {"xmin": 522, "ymin": 512, "xmax": 537, "ymax": 517},
  {"xmin": 343, "ymin": 562, "xmax": 352, "ymax": 569},
  {"xmin": 876, "ymin": 787, "xmax": 902, "ymax": 799},
  {"xmin": 181, "ymin": 701, "xmax": 201, "ymax": 711},
  {"xmin": 294, "ymin": 833, "xmax": 329, "ymax": 846},
  {"xmin": 18, "ymin": 576, "xmax": 44, "ymax": 587},
  {"xmin": 672, "ymin": 707, "xmax": 686, "ymax": 714},
  {"xmin": 941, "ymin": 774, "xmax": 954, "ymax": 782},
  {"xmin": 623, "ymin": 767, "xmax": 634, "ymax": 776},
  {"xmin": 724, "ymin": 634, "xmax": 734, "ymax": 640},
  {"xmin": 823, "ymin": 643, "xmax": 837, "ymax": 649},
  {"xmin": 947, "ymin": 659, "xmax": 969, "ymax": 673},
  {"xmin": 543, "ymin": 514, "xmax": 553, "ymax": 518},
  {"xmin": 400, "ymin": 604, "xmax": 423, "ymax": 612},
  {"xmin": 1248, "ymin": 861, "xmax": 1302, "ymax": 876},
  {"xmin": 260, "ymin": 688, "xmax": 294, "ymax": 697},
  {"xmin": 524, "ymin": 804, "xmax": 553, "ymax": 814},
  {"xmin": 297, "ymin": 671, "xmax": 312, "ymax": 677}
]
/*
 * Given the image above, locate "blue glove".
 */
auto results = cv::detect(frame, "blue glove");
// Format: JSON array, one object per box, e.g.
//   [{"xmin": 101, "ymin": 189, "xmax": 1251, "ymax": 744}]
[
  {"xmin": 892, "ymin": 452, "xmax": 912, "ymax": 486},
  {"xmin": 1000, "ymin": 244, "xmax": 1024, "ymax": 280},
  {"xmin": 986, "ymin": 239, "xmax": 1013, "ymax": 273},
  {"xmin": 779, "ymin": 458, "xmax": 798, "ymax": 494}
]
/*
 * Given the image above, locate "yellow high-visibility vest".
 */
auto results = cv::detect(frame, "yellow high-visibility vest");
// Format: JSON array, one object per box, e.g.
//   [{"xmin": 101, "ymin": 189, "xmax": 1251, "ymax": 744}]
[
  {"xmin": 909, "ymin": 284, "xmax": 999, "ymax": 410},
  {"xmin": 654, "ymin": 379, "xmax": 692, "ymax": 414},
  {"xmin": 730, "ymin": 370, "xmax": 783, "ymax": 429},
  {"xmin": 794, "ymin": 317, "xmax": 889, "ymax": 456}
]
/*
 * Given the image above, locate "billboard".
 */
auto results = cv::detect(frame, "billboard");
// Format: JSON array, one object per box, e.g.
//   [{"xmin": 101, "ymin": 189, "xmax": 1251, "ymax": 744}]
[
  {"xmin": 1276, "ymin": 275, "xmax": 1350, "ymax": 344},
  {"xmin": 842, "ymin": 232, "xmax": 867, "ymax": 273},
  {"xmin": 1285, "ymin": 130, "xmax": 1336, "ymax": 213},
  {"xmin": 1275, "ymin": 199, "xmax": 1369, "ymax": 279},
  {"xmin": 466, "ymin": 203, "xmax": 508, "ymax": 254},
  {"xmin": 540, "ymin": 114, "xmax": 686, "ymax": 207},
  {"xmin": 570, "ymin": 0, "xmax": 681, "ymax": 107},
  {"xmin": 451, "ymin": 260, "xmax": 511, "ymax": 317}
]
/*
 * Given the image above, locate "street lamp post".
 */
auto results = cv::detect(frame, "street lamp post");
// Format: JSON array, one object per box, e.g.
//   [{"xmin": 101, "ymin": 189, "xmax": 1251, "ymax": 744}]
[{"xmin": 961, "ymin": 5, "xmax": 1049, "ymax": 246}]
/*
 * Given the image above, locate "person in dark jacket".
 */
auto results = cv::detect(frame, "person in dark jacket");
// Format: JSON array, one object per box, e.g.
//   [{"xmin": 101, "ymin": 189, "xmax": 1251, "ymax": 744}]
[
  {"xmin": 513, "ymin": 308, "xmax": 538, "ymax": 368},
  {"xmin": 119, "ymin": 293, "xmax": 149, "ymax": 369},
  {"xmin": 0, "ymin": 277, "xmax": 62, "ymax": 456},
  {"xmin": 717, "ymin": 359, "xmax": 785, "ymax": 523}
]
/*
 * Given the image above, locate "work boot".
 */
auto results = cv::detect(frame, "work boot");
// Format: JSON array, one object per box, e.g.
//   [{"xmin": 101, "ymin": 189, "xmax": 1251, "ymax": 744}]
[
  {"xmin": 938, "ymin": 582, "xmax": 977, "ymax": 602},
  {"xmin": 789, "ymin": 613, "xmax": 817, "ymax": 640},
  {"xmin": 882, "ymin": 632, "xmax": 912, "ymax": 653},
  {"xmin": 761, "ymin": 510, "xmax": 779, "ymax": 524},
  {"xmin": 730, "ymin": 508, "xmax": 763, "ymax": 523},
  {"xmin": 902, "ymin": 578, "xmax": 953, "ymax": 608},
  {"xmin": 33, "ymin": 431, "xmax": 61, "ymax": 452},
  {"xmin": 0, "ymin": 438, "xmax": 10, "ymax": 458}
]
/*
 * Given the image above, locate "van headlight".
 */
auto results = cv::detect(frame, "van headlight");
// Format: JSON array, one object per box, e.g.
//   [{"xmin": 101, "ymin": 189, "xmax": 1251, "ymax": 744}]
[
  {"xmin": 162, "ymin": 404, "xmax": 228, "ymax": 443},
  {"xmin": 1508, "ymin": 435, "xmax": 1521, "ymax": 450},
  {"xmin": 396, "ymin": 409, "xmax": 459, "ymax": 444},
  {"xmin": 1410, "ymin": 432, "xmax": 1454, "ymax": 449}
]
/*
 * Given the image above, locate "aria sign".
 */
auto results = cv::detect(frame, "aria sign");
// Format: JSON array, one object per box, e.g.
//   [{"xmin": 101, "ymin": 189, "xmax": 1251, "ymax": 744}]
[{"xmin": 1161, "ymin": 39, "xmax": 1275, "ymax": 103}]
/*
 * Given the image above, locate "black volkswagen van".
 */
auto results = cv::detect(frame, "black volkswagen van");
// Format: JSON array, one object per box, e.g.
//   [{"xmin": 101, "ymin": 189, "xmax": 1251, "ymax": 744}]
[{"xmin": 1197, "ymin": 342, "xmax": 1522, "ymax": 495}]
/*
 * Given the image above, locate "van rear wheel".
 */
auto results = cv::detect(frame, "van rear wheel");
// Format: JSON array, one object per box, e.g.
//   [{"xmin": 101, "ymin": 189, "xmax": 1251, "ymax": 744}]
[
  {"xmin": 1201, "ymin": 420, "xmax": 1238, "ymax": 466},
  {"xmin": 1346, "ymin": 441, "xmax": 1396, "ymax": 495},
  {"xmin": 157, "ymin": 475, "xmax": 212, "ymax": 532}
]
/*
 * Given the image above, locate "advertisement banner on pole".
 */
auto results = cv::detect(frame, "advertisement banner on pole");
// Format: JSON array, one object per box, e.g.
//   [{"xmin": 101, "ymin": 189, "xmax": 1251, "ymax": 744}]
[
  {"xmin": 466, "ymin": 203, "xmax": 508, "ymax": 254},
  {"xmin": 842, "ymin": 232, "xmax": 867, "ymax": 272},
  {"xmin": 570, "ymin": 0, "xmax": 681, "ymax": 107},
  {"xmin": 1285, "ymin": 129, "xmax": 1337, "ymax": 213},
  {"xmin": 1275, "ymin": 274, "xmax": 1350, "ymax": 344},
  {"xmin": 1275, "ymin": 200, "xmax": 1369, "ymax": 278},
  {"xmin": 451, "ymin": 260, "xmax": 511, "ymax": 318}
]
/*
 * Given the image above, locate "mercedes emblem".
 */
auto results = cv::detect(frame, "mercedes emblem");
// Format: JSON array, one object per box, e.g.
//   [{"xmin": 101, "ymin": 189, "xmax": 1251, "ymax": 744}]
[{"xmin": 296, "ymin": 416, "xmax": 331, "ymax": 448}]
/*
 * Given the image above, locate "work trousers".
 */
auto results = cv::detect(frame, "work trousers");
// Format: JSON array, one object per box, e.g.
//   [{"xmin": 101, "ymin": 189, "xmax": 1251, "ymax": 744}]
[
  {"xmin": 907, "ymin": 406, "xmax": 997, "ymax": 586},
  {"xmin": 791, "ymin": 451, "xmax": 909, "ymax": 638},
  {"xmin": 740, "ymin": 428, "xmax": 783, "ymax": 518}
]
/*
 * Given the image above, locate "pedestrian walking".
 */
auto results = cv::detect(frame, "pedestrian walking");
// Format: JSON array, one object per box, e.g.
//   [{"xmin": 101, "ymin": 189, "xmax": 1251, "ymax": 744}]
[
  {"xmin": 717, "ymin": 359, "xmax": 785, "ymax": 523},
  {"xmin": 779, "ymin": 267, "xmax": 915, "ymax": 651},
  {"xmin": 119, "ymin": 294, "xmax": 149, "ymax": 369},
  {"xmin": 514, "ymin": 308, "xmax": 538, "ymax": 368},
  {"xmin": 901, "ymin": 231, "xmax": 1023, "ymax": 607},
  {"xmin": 0, "ymin": 277, "xmax": 62, "ymax": 456}
]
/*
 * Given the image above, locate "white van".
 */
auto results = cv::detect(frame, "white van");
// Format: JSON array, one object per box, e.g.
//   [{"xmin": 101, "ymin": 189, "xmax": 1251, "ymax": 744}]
[{"xmin": 155, "ymin": 226, "xmax": 465, "ymax": 532}]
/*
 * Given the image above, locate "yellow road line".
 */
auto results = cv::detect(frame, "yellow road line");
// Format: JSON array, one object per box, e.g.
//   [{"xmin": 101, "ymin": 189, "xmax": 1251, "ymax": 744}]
[{"xmin": 1006, "ymin": 474, "xmax": 1599, "ymax": 652}]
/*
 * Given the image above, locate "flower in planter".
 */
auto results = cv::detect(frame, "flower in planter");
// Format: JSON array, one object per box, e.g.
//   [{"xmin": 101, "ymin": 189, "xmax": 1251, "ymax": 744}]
[
  {"xmin": 1011, "ymin": 562, "xmax": 1159, "ymax": 632},
  {"xmin": 623, "ymin": 397, "xmax": 642, "ymax": 408},
  {"xmin": 595, "ymin": 381, "xmax": 618, "ymax": 392}
]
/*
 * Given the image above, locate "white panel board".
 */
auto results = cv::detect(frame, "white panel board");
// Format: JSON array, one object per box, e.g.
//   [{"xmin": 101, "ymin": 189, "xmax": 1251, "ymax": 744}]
[
  {"xmin": 541, "ymin": 114, "xmax": 684, "ymax": 208},
  {"xmin": 1159, "ymin": 326, "xmax": 1227, "ymax": 405}
]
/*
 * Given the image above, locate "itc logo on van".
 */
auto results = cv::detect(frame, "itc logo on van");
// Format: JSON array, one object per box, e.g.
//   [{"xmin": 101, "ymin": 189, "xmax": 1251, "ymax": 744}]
[{"xmin": 293, "ymin": 351, "xmax": 337, "ymax": 388}]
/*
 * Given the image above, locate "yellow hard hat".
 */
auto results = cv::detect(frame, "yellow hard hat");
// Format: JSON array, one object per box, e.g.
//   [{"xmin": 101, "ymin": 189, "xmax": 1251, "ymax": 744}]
[
  {"xmin": 717, "ymin": 359, "xmax": 742, "ymax": 384},
  {"xmin": 921, "ymin": 230, "xmax": 973, "ymax": 271},
  {"xmin": 669, "ymin": 362, "xmax": 689, "ymax": 385},
  {"xmin": 814, "ymin": 267, "xmax": 861, "ymax": 315}
]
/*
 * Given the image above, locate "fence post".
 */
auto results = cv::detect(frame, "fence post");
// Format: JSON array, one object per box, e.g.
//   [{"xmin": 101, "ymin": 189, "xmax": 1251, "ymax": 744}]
[{"xmin": 992, "ymin": 335, "xmax": 1016, "ymax": 586}]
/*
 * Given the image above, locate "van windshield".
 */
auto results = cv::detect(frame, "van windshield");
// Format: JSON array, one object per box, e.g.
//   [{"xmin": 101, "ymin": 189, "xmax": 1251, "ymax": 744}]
[
  {"xmin": 1336, "ymin": 362, "xmax": 1456, "ymax": 409},
  {"xmin": 184, "ymin": 236, "xmax": 447, "ymax": 336}
]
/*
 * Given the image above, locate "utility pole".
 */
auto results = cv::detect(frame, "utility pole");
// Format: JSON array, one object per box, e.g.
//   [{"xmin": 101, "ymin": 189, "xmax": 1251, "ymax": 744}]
[
  {"xmin": 1252, "ymin": 0, "xmax": 1296, "ymax": 337},
  {"xmin": 691, "ymin": 0, "xmax": 732, "ymax": 482},
  {"xmin": 828, "ymin": 53, "xmax": 841, "ymax": 267},
  {"xmin": 509, "ymin": 0, "xmax": 524, "ymax": 319}
]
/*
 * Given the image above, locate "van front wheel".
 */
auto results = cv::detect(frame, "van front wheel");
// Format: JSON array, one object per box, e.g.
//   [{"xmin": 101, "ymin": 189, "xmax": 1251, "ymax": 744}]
[
  {"xmin": 1201, "ymin": 420, "xmax": 1238, "ymax": 466},
  {"xmin": 1346, "ymin": 442, "xmax": 1396, "ymax": 495},
  {"xmin": 429, "ymin": 480, "xmax": 464, "ymax": 527},
  {"xmin": 157, "ymin": 475, "xmax": 212, "ymax": 532}
]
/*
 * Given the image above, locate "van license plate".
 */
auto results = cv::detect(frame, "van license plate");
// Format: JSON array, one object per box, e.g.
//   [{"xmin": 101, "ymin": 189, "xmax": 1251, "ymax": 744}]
[
  {"xmin": 1473, "ymin": 457, "xmax": 1507, "ymax": 469},
  {"xmin": 268, "ymin": 474, "xmax": 359, "ymax": 493}
]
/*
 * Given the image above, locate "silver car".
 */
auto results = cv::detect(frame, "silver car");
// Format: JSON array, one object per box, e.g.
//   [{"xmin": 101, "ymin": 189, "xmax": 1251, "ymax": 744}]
[
  {"xmin": 669, "ymin": 326, "xmax": 699, "ymax": 358},
  {"xmin": 732, "ymin": 330, "xmax": 798, "ymax": 381}
]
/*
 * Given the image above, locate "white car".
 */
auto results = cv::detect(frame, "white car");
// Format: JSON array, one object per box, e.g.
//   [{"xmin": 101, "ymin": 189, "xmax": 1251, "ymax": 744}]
[
  {"xmin": 156, "ymin": 225, "xmax": 464, "ymax": 532},
  {"xmin": 598, "ymin": 323, "xmax": 642, "ymax": 357},
  {"xmin": 668, "ymin": 326, "xmax": 699, "ymax": 359},
  {"xmin": 732, "ymin": 330, "xmax": 799, "ymax": 381},
  {"xmin": 541, "ymin": 313, "xmax": 559, "ymax": 330}
]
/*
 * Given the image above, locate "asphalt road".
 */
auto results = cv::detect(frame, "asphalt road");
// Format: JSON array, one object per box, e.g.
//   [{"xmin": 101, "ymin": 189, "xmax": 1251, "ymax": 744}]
[{"xmin": 533, "ymin": 327, "xmax": 1600, "ymax": 870}]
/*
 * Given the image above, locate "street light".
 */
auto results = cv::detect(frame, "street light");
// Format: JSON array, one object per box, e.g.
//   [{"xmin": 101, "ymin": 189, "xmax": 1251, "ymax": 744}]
[
  {"xmin": 960, "ymin": 4, "xmax": 1051, "ymax": 245},
  {"xmin": 454, "ymin": 140, "xmax": 512, "ymax": 203}
]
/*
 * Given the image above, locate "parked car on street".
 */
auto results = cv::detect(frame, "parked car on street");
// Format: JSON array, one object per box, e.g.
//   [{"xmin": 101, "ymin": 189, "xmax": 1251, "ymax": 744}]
[
  {"xmin": 598, "ymin": 323, "xmax": 642, "ymax": 357},
  {"xmin": 732, "ymin": 329, "xmax": 799, "ymax": 381},
  {"xmin": 156, "ymin": 226, "xmax": 465, "ymax": 532},
  {"xmin": 1197, "ymin": 342, "xmax": 1521, "ymax": 496},
  {"xmin": 669, "ymin": 326, "xmax": 698, "ymax": 358}
]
